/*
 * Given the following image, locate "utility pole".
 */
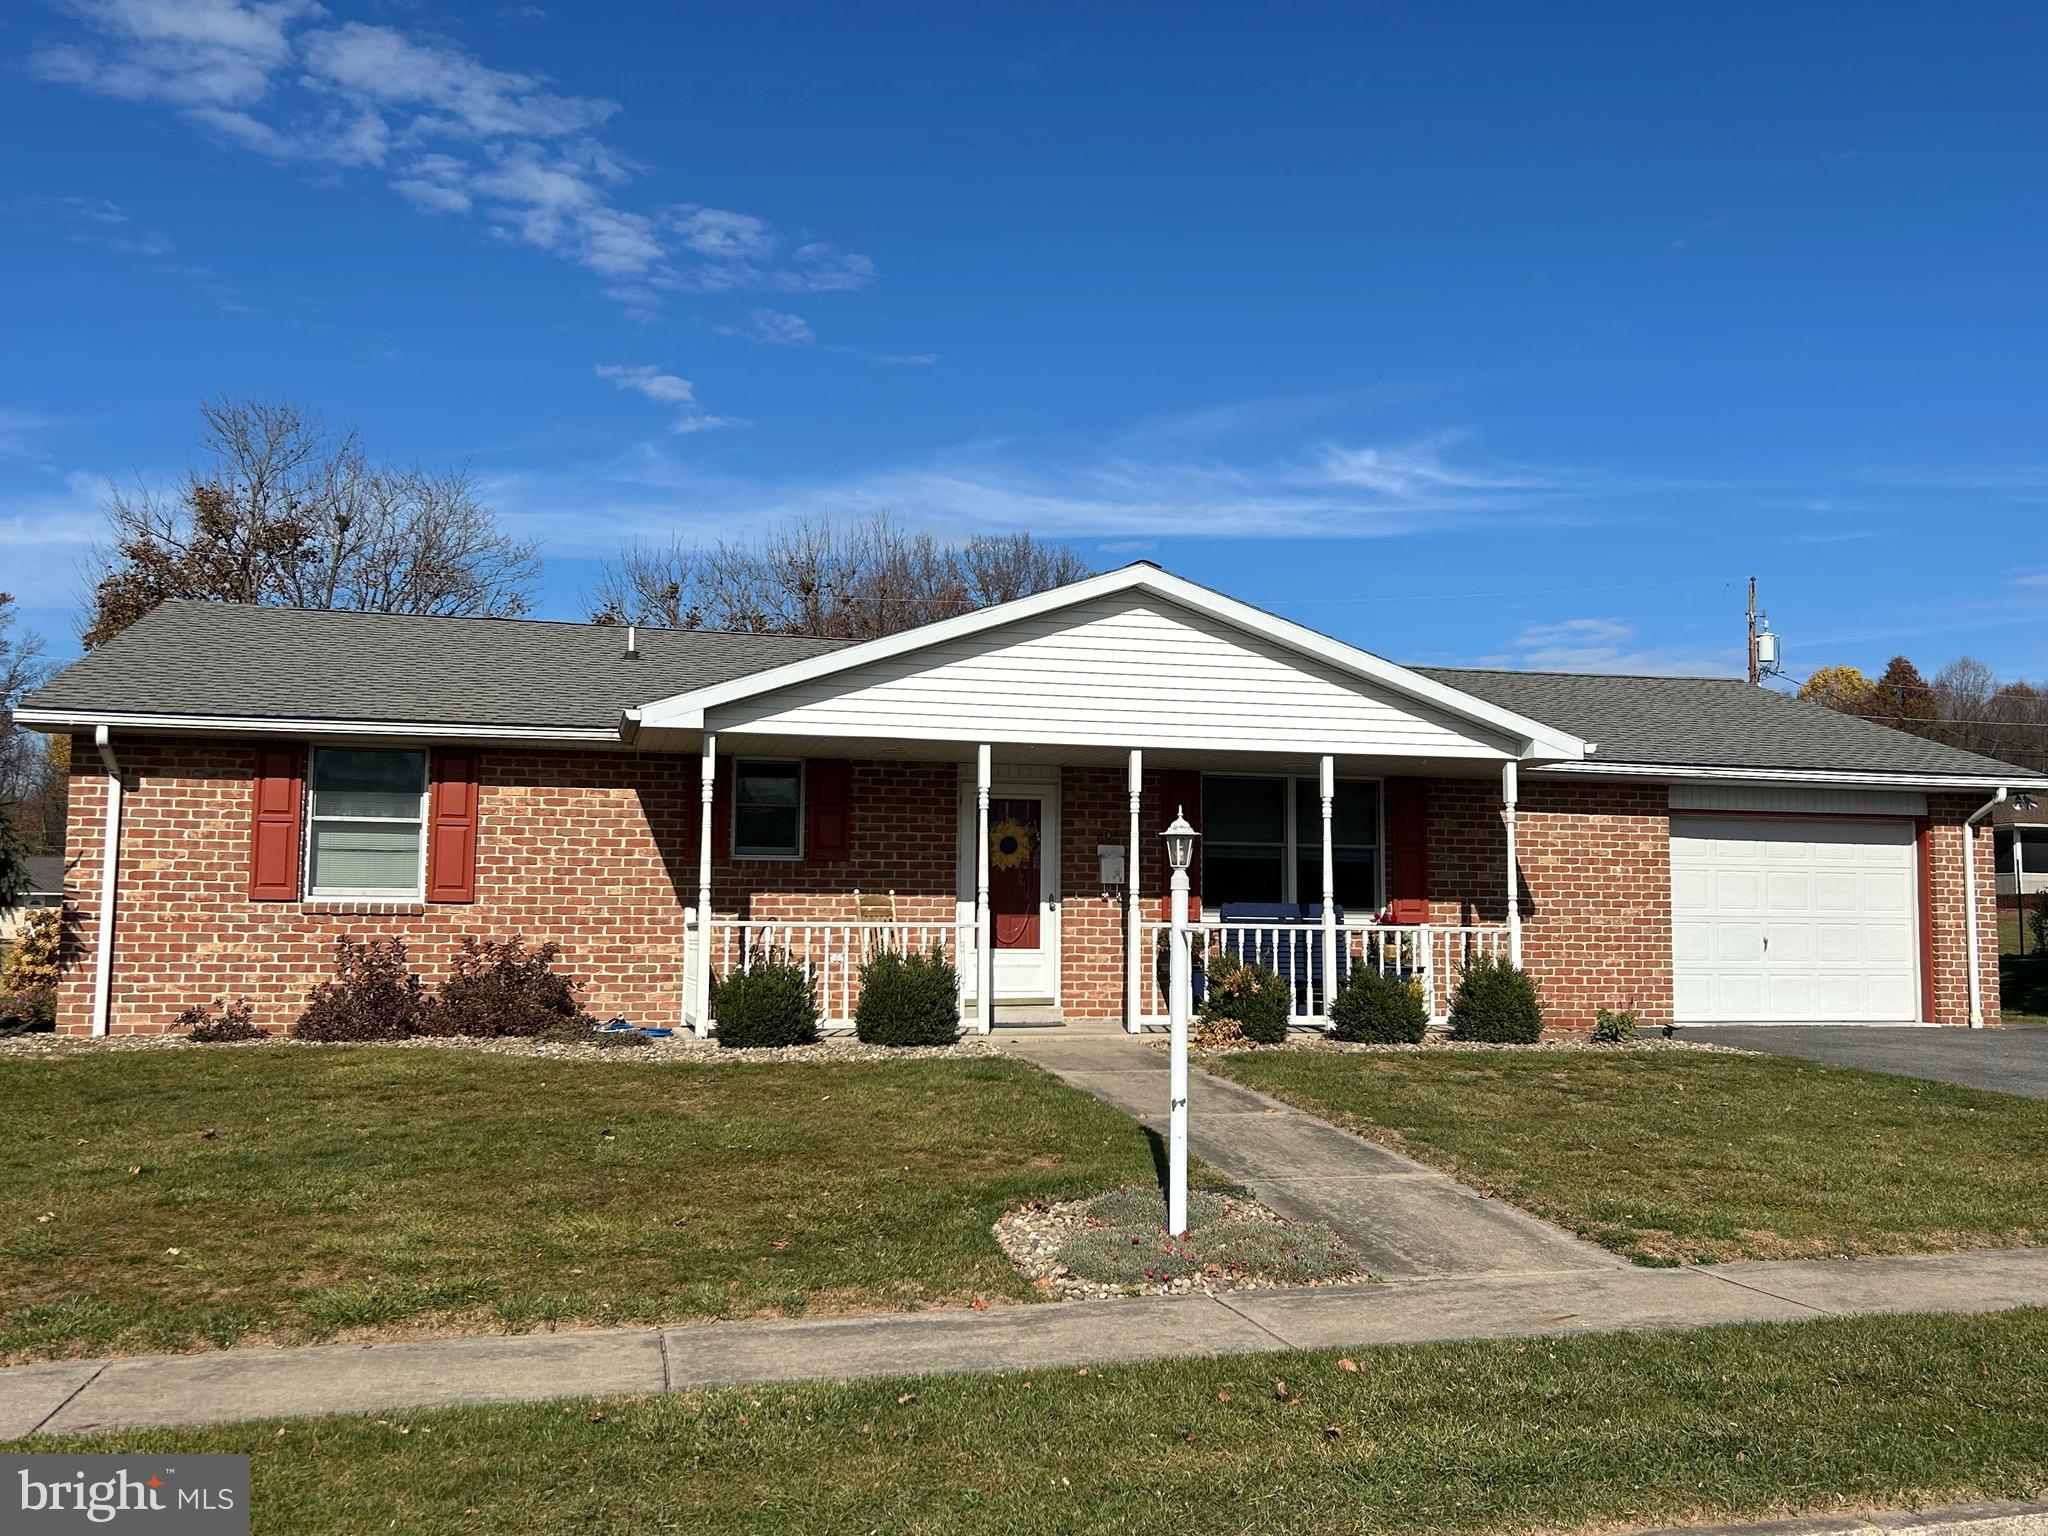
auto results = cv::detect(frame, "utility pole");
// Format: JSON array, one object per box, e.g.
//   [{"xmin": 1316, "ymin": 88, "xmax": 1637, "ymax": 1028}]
[{"xmin": 1747, "ymin": 576, "xmax": 1759, "ymax": 687}]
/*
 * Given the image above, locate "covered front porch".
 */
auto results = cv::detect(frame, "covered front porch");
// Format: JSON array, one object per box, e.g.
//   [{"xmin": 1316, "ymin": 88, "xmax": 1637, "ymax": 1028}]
[
  {"xmin": 631, "ymin": 565, "xmax": 1583, "ymax": 1039},
  {"xmin": 673, "ymin": 739, "xmax": 1528, "ymax": 1036}
]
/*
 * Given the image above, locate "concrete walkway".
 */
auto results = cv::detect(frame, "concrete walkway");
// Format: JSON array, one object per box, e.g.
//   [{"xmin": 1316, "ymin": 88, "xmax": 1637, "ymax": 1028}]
[
  {"xmin": 1009, "ymin": 1032, "xmax": 1623, "ymax": 1279},
  {"xmin": 5, "ymin": 1247, "xmax": 2047, "ymax": 1437}
]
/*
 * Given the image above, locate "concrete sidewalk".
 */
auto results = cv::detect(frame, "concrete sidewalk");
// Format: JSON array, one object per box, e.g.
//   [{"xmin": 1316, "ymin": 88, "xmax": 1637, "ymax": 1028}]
[
  {"xmin": 1010, "ymin": 1032, "xmax": 1622, "ymax": 1278},
  {"xmin": 6, "ymin": 1246, "xmax": 2047, "ymax": 1437}
]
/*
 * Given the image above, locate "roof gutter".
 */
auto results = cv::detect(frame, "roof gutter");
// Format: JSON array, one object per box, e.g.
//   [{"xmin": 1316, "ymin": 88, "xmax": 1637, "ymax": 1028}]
[
  {"xmin": 1536, "ymin": 761, "xmax": 2040, "ymax": 792},
  {"xmin": 1965, "ymin": 786, "xmax": 2008, "ymax": 1029},
  {"xmin": 13, "ymin": 708, "xmax": 621, "ymax": 746},
  {"xmin": 90, "ymin": 726, "xmax": 123, "ymax": 1039}
]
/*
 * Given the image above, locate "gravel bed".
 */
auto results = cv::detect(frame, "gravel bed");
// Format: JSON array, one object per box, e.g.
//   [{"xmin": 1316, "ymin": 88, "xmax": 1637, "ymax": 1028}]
[
  {"xmin": 994, "ymin": 1188, "xmax": 1374, "ymax": 1301},
  {"xmin": 0, "ymin": 1030, "xmax": 1014, "ymax": 1065}
]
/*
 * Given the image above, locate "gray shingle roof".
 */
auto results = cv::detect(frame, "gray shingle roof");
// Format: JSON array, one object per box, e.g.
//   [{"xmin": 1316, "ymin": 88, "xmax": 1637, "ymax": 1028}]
[
  {"xmin": 24, "ymin": 601, "xmax": 848, "ymax": 731},
  {"xmin": 1416, "ymin": 668, "xmax": 2044, "ymax": 781},
  {"xmin": 20, "ymin": 856, "xmax": 64, "ymax": 896},
  {"xmin": 25, "ymin": 601, "xmax": 2039, "ymax": 781}
]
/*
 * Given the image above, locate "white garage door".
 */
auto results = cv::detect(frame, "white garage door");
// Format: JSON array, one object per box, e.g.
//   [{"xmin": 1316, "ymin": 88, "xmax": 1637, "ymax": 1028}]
[{"xmin": 1670, "ymin": 816, "xmax": 1920, "ymax": 1023}]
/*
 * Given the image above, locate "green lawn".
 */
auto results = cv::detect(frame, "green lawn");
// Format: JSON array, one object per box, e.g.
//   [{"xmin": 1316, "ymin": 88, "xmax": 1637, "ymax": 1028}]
[
  {"xmin": 14, "ymin": 1310, "xmax": 2048, "ymax": 1535},
  {"xmin": 1210, "ymin": 1050, "xmax": 2048, "ymax": 1265},
  {"xmin": 0, "ymin": 1049, "xmax": 1158, "ymax": 1364}
]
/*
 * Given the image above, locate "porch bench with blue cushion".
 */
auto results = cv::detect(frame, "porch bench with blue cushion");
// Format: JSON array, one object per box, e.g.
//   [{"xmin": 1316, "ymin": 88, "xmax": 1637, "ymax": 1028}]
[{"xmin": 1216, "ymin": 902, "xmax": 1349, "ymax": 1005}]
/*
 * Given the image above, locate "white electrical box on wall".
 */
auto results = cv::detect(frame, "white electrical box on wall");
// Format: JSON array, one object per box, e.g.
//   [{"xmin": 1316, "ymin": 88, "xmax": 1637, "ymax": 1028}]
[{"xmin": 1096, "ymin": 844, "xmax": 1126, "ymax": 887}]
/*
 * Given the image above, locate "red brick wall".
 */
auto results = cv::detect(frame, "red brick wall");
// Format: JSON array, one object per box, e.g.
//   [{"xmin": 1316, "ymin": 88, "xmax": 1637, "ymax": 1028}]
[
  {"xmin": 55, "ymin": 740, "xmax": 2000, "ymax": 1034},
  {"xmin": 1927, "ymin": 793, "xmax": 2002, "ymax": 1028},
  {"xmin": 59, "ymin": 738, "xmax": 694, "ymax": 1035},
  {"xmin": 1424, "ymin": 778, "xmax": 1675, "ymax": 1031}
]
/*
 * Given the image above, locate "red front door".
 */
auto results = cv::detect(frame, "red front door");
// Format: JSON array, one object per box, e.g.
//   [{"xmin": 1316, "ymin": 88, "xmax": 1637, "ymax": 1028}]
[{"xmin": 990, "ymin": 797, "xmax": 1042, "ymax": 949}]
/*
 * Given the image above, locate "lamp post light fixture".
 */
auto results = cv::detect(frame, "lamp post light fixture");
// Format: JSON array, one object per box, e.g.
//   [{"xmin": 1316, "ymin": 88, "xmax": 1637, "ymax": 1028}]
[{"xmin": 1160, "ymin": 807, "xmax": 1199, "ymax": 1235}]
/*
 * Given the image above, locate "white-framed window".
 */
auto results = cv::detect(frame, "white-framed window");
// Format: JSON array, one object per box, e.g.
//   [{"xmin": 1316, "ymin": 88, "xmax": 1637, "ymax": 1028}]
[
  {"xmin": 1202, "ymin": 775, "xmax": 1382, "ymax": 913},
  {"xmin": 733, "ymin": 758, "xmax": 804, "ymax": 859},
  {"xmin": 306, "ymin": 746, "xmax": 429, "ymax": 898}
]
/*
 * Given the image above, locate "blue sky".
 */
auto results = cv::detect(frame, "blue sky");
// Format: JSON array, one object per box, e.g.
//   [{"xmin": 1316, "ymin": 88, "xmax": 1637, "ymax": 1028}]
[{"xmin": 3, "ymin": 2, "xmax": 2044, "ymax": 683}]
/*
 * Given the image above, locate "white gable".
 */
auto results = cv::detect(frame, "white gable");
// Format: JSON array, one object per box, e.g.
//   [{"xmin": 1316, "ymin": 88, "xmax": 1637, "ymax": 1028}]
[{"xmin": 701, "ymin": 592, "xmax": 1520, "ymax": 758}]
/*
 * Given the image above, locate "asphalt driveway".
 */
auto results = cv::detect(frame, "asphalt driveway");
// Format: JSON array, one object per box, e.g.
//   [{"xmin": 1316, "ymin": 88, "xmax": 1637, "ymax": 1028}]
[{"xmin": 1683, "ymin": 1025, "xmax": 2048, "ymax": 1100}]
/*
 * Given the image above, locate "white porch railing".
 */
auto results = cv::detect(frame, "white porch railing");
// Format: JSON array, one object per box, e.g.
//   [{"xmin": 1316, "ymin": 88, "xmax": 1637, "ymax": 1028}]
[
  {"xmin": 682, "ymin": 913, "xmax": 979, "ymax": 1034},
  {"xmin": 1136, "ymin": 919, "xmax": 1511, "ymax": 1029}
]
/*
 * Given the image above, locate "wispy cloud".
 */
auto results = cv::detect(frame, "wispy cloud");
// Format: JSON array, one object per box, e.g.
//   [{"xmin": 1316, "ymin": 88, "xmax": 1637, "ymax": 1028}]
[
  {"xmin": 0, "ymin": 409, "xmax": 64, "ymax": 466},
  {"xmin": 876, "ymin": 351, "xmax": 939, "ymax": 367},
  {"xmin": 29, "ymin": 1, "xmax": 875, "ymax": 313},
  {"xmin": 486, "ymin": 425, "xmax": 1604, "ymax": 554},
  {"xmin": 1506, "ymin": 617, "xmax": 1732, "ymax": 676},
  {"xmin": 716, "ymin": 308, "xmax": 816, "ymax": 347},
  {"xmin": 593, "ymin": 364, "xmax": 742, "ymax": 435}
]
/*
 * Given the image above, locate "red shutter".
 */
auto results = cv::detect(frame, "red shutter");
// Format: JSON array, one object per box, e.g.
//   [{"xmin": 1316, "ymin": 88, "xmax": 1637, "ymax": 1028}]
[
  {"xmin": 248, "ymin": 745, "xmax": 305, "ymax": 901},
  {"xmin": 425, "ymin": 749, "xmax": 480, "ymax": 903},
  {"xmin": 806, "ymin": 759, "xmax": 853, "ymax": 862},
  {"xmin": 1157, "ymin": 768, "xmax": 1204, "ymax": 920},
  {"xmin": 710, "ymin": 757, "xmax": 734, "ymax": 860},
  {"xmin": 1384, "ymin": 776, "xmax": 1430, "ymax": 923}
]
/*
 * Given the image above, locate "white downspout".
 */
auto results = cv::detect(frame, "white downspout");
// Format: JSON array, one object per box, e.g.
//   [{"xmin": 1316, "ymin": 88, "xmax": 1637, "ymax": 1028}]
[
  {"xmin": 91, "ymin": 725, "xmax": 124, "ymax": 1038},
  {"xmin": 1964, "ymin": 786, "xmax": 2007, "ymax": 1028}
]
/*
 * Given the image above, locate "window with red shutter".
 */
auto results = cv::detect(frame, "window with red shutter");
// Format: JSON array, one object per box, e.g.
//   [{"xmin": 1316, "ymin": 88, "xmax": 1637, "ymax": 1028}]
[
  {"xmin": 426, "ymin": 749, "xmax": 480, "ymax": 903},
  {"xmin": 248, "ymin": 745, "xmax": 305, "ymax": 900}
]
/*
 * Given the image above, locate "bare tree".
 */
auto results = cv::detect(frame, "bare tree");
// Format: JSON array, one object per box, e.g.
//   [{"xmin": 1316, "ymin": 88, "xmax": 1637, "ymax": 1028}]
[
  {"xmin": 1, "ymin": 595, "xmax": 55, "ymax": 892},
  {"xmin": 83, "ymin": 397, "xmax": 539, "ymax": 648},
  {"xmin": 584, "ymin": 512, "xmax": 1091, "ymax": 639}
]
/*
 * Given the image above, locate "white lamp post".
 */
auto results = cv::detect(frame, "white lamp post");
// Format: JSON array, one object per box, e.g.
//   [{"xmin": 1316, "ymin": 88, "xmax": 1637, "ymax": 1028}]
[{"xmin": 1161, "ymin": 807, "xmax": 1199, "ymax": 1236}]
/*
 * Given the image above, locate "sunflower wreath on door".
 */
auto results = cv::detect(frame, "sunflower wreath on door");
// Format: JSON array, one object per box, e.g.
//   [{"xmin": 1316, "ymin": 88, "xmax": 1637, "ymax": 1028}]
[{"xmin": 989, "ymin": 817, "xmax": 1035, "ymax": 870}]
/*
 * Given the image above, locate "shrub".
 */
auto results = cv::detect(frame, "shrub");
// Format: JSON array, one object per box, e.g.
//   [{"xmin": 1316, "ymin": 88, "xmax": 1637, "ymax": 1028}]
[
  {"xmin": 1197, "ymin": 953, "xmax": 1290, "ymax": 1045},
  {"xmin": 0, "ymin": 905, "xmax": 61, "ymax": 995},
  {"xmin": 1327, "ymin": 966, "xmax": 1429, "ymax": 1044},
  {"xmin": 293, "ymin": 937, "xmax": 426, "ymax": 1042},
  {"xmin": 0, "ymin": 986, "xmax": 55, "ymax": 1037},
  {"xmin": 425, "ymin": 936, "xmax": 595, "ymax": 1038},
  {"xmin": 1591, "ymin": 1007, "xmax": 1639, "ymax": 1044},
  {"xmin": 712, "ymin": 951, "xmax": 818, "ymax": 1048},
  {"xmin": 179, "ymin": 998, "xmax": 266, "ymax": 1042},
  {"xmin": 1447, "ymin": 953, "xmax": 1544, "ymax": 1043},
  {"xmin": 854, "ymin": 946, "xmax": 960, "ymax": 1046}
]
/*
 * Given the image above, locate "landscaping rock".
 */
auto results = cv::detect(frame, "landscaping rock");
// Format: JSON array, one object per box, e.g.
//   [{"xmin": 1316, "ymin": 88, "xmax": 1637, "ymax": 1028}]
[{"xmin": 994, "ymin": 1186, "xmax": 1374, "ymax": 1302}]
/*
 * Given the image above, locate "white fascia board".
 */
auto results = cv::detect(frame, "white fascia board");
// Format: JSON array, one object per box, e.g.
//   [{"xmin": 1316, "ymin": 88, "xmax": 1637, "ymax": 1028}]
[
  {"xmin": 12, "ymin": 707, "xmax": 622, "ymax": 746},
  {"xmin": 632, "ymin": 564, "xmax": 1589, "ymax": 761},
  {"xmin": 1537, "ymin": 759, "xmax": 2044, "ymax": 791}
]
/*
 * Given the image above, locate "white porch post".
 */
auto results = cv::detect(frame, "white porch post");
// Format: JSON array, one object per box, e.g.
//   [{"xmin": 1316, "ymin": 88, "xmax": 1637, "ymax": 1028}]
[
  {"xmin": 1319, "ymin": 756, "xmax": 1337, "ymax": 1025},
  {"xmin": 975, "ymin": 743, "xmax": 994, "ymax": 1034},
  {"xmin": 1502, "ymin": 758, "xmax": 1523, "ymax": 967},
  {"xmin": 1125, "ymin": 748, "xmax": 1143, "ymax": 1033},
  {"xmin": 694, "ymin": 732, "xmax": 716, "ymax": 1037}
]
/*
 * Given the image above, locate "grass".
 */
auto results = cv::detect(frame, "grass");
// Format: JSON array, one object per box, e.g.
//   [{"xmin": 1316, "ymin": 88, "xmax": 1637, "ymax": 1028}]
[
  {"xmin": 1209, "ymin": 1049, "xmax": 2048, "ymax": 1264},
  {"xmin": 0, "ymin": 1048, "xmax": 1159, "ymax": 1364},
  {"xmin": 11, "ymin": 1309, "xmax": 2048, "ymax": 1534}
]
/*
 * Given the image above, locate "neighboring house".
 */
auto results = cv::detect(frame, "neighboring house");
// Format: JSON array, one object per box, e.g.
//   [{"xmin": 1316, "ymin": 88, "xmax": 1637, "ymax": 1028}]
[
  {"xmin": 1992, "ymin": 799, "xmax": 2048, "ymax": 906},
  {"xmin": 16, "ymin": 564, "xmax": 2042, "ymax": 1036},
  {"xmin": 0, "ymin": 855, "xmax": 64, "ymax": 948}
]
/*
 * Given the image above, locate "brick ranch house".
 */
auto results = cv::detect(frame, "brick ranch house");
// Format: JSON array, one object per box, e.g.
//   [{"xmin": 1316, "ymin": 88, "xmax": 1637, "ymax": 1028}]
[{"xmin": 17, "ymin": 564, "xmax": 2042, "ymax": 1037}]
